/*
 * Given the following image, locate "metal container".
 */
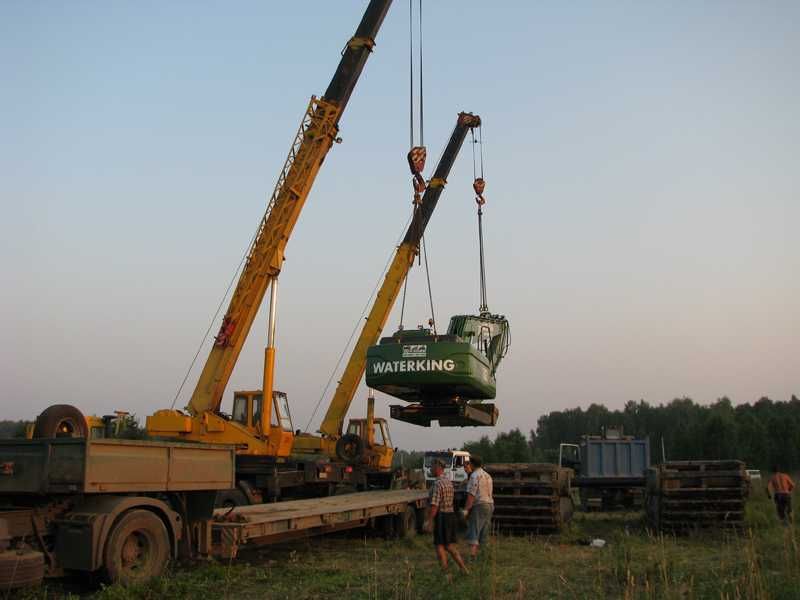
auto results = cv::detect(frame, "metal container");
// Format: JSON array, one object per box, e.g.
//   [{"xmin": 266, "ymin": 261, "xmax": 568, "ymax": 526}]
[{"xmin": 580, "ymin": 437, "xmax": 650, "ymax": 481}]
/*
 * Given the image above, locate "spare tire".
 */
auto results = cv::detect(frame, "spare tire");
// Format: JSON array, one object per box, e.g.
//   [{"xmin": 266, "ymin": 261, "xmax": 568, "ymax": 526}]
[
  {"xmin": 335, "ymin": 434, "xmax": 365, "ymax": 463},
  {"xmin": 32, "ymin": 404, "xmax": 88, "ymax": 439},
  {"xmin": 0, "ymin": 550, "xmax": 45, "ymax": 591}
]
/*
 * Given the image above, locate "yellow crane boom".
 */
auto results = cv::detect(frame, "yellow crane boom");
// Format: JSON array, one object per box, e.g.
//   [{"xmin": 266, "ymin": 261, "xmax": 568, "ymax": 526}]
[
  {"xmin": 147, "ymin": 1, "xmax": 393, "ymax": 458},
  {"xmin": 188, "ymin": 1, "xmax": 392, "ymax": 419}
]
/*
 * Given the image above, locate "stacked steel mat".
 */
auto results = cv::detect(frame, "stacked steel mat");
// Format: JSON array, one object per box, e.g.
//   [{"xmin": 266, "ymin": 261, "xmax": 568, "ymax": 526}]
[
  {"xmin": 646, "ymin": 460, "xmax": 748, "ymax": 531},
  {"xmin": 484, "ymin": 463, "xmax": 574, "ymax": 533}
]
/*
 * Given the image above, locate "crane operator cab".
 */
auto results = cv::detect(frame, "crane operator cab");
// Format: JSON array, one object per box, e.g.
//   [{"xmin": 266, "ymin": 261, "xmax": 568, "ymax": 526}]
[
  {"xmin": 229, "ymin": 390, "xmax": 295, "ymax": 456},
  {"xmin": 366, "ymin": 313, "xmax": 509, "ymax": 427},
  {"xmin": 338, "ymin": 416, "xmax": 394, "ymax": 471}
]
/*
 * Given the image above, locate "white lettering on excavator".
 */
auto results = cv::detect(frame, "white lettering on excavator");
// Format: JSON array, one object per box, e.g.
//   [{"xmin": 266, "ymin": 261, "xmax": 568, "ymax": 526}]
[{"xmin": 372, "ymin": 359, "xmax": 456, "ymax": 375}]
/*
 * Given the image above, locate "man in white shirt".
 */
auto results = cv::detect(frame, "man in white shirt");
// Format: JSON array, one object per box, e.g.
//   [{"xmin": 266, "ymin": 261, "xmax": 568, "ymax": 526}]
[{"xmin": 462, "ymin": 455, "xmax": 494, "ymax": 559}]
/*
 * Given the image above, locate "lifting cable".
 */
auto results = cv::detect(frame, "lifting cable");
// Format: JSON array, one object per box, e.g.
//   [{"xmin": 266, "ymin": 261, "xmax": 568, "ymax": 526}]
[
  {"xmin": 472, "ymin": 126, "xmax": 489, "ymax": 314},
  {"xmin": 400, "ymin": 0, "xmax": 437, "ymax": 332}
]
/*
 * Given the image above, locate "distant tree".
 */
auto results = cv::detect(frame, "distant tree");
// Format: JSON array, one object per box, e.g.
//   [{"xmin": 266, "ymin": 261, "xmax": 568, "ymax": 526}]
[{"xmin": 0, "ymin": 421, "xmax": 31, "ymax": 439}]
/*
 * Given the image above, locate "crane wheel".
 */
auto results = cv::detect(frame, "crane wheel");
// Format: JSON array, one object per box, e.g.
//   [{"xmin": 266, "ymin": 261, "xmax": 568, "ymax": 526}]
[
  {"xmin": 0, "ymin": 550, "xmax": 45, "ymax": 591},
  {"xmin": 32, "ymin": 404, "xmax": 88, "ymax": 439},
  {"xmin": 335, "ymin": 434, "xmax": 365, "ymax": 463},
  {"xmin": 104, "ymin": 510, "xmax": 170, "ymax": 585}
]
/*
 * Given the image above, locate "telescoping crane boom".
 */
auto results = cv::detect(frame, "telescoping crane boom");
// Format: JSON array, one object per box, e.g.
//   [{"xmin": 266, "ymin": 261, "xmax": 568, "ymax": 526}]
[
  {"xmin": 293, "ymin": 112, "xmax": 482, "ymax": 467},
  {"xmin": 146, "ymin": 0, "xmax": 393, "ymax": 458}
]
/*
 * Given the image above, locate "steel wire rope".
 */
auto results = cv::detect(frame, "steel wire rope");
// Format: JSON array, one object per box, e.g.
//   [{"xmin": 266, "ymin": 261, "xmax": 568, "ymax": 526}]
[
  {"xmin": 408, "ymin": 0, "xmax": 414, "ymax": 149},
  {"xmin": 418, "ymin": 0, "xmax": 424, "ymax": 146},
  {"xmin": 304, "ymin": 213, "xmax": 414, "ymax": 433},
  {"xmin": 421, "ymin": 234, "xmax": 437, "ymax": 334},
  {"xmin": 472, "ymin": 127, "xmax": 489, "ymax": 313},
  {"xmin": 169, "ymin": 224, "xmax": 261, "ymax": 410}
]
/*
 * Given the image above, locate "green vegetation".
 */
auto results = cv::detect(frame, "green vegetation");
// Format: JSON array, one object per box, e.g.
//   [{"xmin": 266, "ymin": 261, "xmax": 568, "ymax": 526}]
[
  {"xmin": 21, "ymin": 491, "xmax": 799, "ymax": 599},
  {"xmin": 462, "ymin": 396, "xmax": 800, "ymax": 469},
  {"xmin": 0, "ymin": 420, "xmax": 30, "ymax": 438}
]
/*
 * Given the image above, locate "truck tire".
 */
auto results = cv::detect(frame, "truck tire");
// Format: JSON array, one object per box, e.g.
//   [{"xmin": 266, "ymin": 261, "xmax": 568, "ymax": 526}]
[
  {"xmin": 104, "ymin": 510, "xmax": 170, "ymax": 585},
  {"xmin": 335, "ymin": 434, "xmax": 364, "ymax": 463},
  {"xmin": 32, "ymin": 404, "xmax": 88, "ymax": 439},
  {"xmin": 0, "ymin": 550, "xmax": 44, "ymax": 591},
  {"xmin": 215, "ymin": 488, "xmax": 249, "ymax": 509}
]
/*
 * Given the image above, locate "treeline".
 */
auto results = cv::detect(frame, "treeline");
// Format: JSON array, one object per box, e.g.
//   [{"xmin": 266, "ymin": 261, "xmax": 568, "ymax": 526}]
[
  {"xmin": 0, "ymin": 421, "xmax": 29, "ymax": 438},
  {"xmin": 463, "ymin": 396, "xmax": 800, "ymax": 471}
]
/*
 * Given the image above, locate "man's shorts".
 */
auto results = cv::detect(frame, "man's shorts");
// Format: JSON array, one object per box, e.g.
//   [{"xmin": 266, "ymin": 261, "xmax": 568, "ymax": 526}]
[
  {"xmin": 433, "ymin": 511, "xmax": 458, "ymax": 546},
  {"xmin": 465, "ymin": 503, "xmax": 494, "ymax": 545}
]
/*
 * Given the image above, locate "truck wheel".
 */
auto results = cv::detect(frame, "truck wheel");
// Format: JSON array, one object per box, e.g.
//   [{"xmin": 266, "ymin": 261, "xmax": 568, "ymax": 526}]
[
  {"xmin": 32, "ymin": 404, "xmax": 88, "ymax": 439},
  {"xmin": 394, "ymin": 505, "xmax": 417, "ymax": 539},
  {"xmin": 215, "ymin": 489, "xmax": 249, "ymax": 509},
  {"xmin": 104, "ymin": 510, "xmax": 170, "ymax": 585},
  {"xmin": 0, "ymin": 550, "xmax": 44, "ymax": 591}
]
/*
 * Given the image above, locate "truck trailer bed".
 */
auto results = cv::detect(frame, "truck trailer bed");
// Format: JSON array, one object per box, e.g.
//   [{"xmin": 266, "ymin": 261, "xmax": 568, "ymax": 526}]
[
  {"xmin": 0, "ymin": 437, "xmax": 235, "ymax": 494},
  {"xmin": 212, "ymin": 489, "xmax": 428, "ymax": 557}
]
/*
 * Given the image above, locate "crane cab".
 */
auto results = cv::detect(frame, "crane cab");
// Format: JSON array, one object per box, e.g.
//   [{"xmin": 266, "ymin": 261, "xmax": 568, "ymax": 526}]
[
  {"xmin": 229, "ymin": 390, "xmax": 294, "ymax": 457},
  {"xmin": 343, "ymin": 417, "xmax": 394, "ymax": 471}
]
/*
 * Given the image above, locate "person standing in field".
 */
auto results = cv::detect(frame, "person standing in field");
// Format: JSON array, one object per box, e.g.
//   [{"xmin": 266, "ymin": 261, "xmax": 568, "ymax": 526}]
[
  {"xmin": 462, "ymin": 455, "xmax": 494, "ymax": 560},
  {"xmin": 426, "ymin": 459, "xmax": 468, "ymax": 580},
  {"xmin": 767, "ymin": 467, "xmax": 795, "ymax": 524}
]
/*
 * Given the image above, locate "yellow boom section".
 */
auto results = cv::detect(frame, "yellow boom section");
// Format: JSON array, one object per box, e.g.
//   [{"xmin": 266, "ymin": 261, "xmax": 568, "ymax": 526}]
[{"xmin": 188, "ymin": 97, "xmax": 340, "ymax": 416}]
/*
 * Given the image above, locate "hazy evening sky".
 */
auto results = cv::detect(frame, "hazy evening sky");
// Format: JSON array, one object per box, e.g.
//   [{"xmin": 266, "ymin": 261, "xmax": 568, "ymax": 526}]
[{"xmin": 2, "ymin": 2, "xmax": 797, "ymax": 450}]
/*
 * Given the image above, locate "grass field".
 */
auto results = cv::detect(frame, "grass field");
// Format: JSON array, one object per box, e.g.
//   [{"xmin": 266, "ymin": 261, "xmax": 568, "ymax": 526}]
[{"xmin": 18, "ymin": 491, "xmax": 800, "ymax": 600}]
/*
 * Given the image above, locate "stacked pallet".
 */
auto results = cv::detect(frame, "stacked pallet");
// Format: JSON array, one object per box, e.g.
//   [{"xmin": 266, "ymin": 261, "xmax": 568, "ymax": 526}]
[
  {"xmin": 484, "ymin": 463, "xmax": 574, "ymax": 533},
  {"xmin": 646, "ymin": 460, "xmax": 748, "ymax": 531}
]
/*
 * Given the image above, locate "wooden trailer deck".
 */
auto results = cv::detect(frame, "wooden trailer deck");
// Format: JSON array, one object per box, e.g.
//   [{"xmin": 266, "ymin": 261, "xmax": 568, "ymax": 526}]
[{"xmin": 211, "ymin": 489, "xmax": 429, "ymax": 557}]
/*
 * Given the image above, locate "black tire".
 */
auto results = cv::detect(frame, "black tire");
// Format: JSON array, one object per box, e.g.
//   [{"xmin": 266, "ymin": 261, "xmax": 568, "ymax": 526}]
[
  {"xmin": 0, "ymin": 550, "xmax": 44, "ymax": 591},
  {"xmin": 215, "ymin": 488, "xmax": 249, "ymax": 509},
  {"xmin": 32, "ymin": 404, "xmax": 88, "ymax": 439},
  {"xmin": 335, "ymin": 434, "xmax": 364, "ymax": 463},
  {"xmin": 394, "ymin": 505, "xmax": 417, "ymax": 539},
  {"xmin": 104, "ymin": 510, "xmax": 170, "ymax": 585}
]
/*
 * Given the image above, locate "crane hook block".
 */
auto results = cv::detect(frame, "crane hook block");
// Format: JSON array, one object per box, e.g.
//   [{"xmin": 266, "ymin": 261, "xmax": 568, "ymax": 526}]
[
  {"xmin": 408, "ymin": 146, "xmax": 427, "ymax": 196},
  {"xmin": 407, "ymin": 146, "xmax": 427, "ymax": 175},
  {"xmin": 473, "ymin": 177, "xmax": 486, "ymax": 206}
]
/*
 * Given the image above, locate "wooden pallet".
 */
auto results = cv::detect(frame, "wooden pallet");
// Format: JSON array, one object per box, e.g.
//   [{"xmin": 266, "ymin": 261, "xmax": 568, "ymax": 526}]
[
  {"xmin": 485, "ymin": 463, "xmax": 573, "ymax": 533},
  {"xmin": 646, "ymin": 460, "xmax": 747, "ymax": 531}
]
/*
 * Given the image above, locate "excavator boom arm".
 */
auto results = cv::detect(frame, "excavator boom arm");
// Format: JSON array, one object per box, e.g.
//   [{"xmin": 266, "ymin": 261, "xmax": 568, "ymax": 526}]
[
  {"xmin": 188, "ymin": 1, "xmax": 392, "ymax": 416},
  {"xmin": 319, "ymin": 112, "xmax": 481, "ymax": 437}
]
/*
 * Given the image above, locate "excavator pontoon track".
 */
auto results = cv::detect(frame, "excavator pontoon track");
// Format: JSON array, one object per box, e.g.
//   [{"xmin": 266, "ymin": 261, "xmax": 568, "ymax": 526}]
[
  {"xmin": 485, "ymin": 463, "xmax": 574, "ymax": 534},
  {"xmin": 646, "ymin": 460, "xmax": 748, "ymax": 531}
]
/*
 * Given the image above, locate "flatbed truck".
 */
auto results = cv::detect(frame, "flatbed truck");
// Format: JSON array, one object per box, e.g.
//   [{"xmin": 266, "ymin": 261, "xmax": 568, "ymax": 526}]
[{"xmin": 0, "ymin": 437, "xmax": 428, "ymax": 591}]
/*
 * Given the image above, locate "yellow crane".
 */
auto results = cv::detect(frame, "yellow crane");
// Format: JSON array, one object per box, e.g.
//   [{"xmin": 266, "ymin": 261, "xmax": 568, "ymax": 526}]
[
  {"xmin": 146, "ymin": 1, "xmax": 393, "ymax": 466},
  {"xmin": 293, "ymin": 112, "xmax": 482, "ymax": 471}
]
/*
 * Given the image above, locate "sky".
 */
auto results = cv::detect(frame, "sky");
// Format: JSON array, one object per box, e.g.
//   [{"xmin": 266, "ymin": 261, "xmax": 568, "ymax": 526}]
[{"xmin": 1, "ymin": 1, "xmax": 798, "ymax": 451}]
